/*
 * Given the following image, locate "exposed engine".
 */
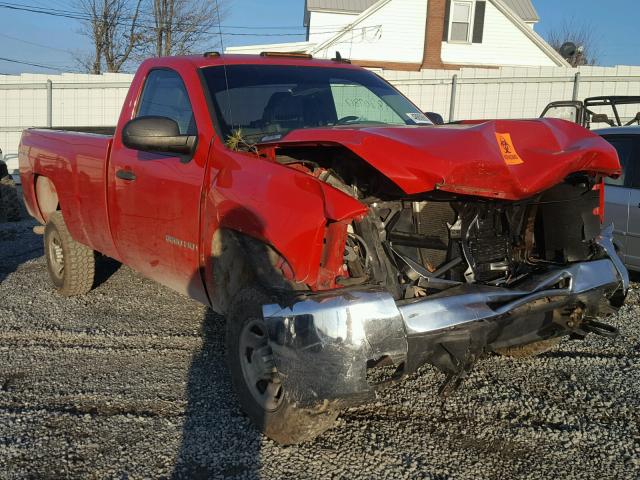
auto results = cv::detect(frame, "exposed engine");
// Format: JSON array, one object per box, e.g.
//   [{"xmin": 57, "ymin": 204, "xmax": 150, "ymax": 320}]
[{"xmin": 273, "ymin": 146, "xmax": 603, "ymax": 300}]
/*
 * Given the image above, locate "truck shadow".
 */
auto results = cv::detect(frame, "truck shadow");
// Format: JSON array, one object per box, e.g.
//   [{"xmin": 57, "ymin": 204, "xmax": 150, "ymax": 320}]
[
  {"xmin": 0, "ymin": 221, "xmax": 122, "ymax": 289},
  {"xmin": 1, "ymin": 188, "xmax": 42, "ymax": 284},
  {"xmin": 171, "ymin": 307, "xmax": 263, "ymax": 479},
  {"xmin": 0, "ymin": 219, "xmax": 42, "ymax": 284},
  {"xmin": 93, "ymin": 255, "xmax": 122, "ymax": 289},
  {"xmin": 172, "ymin": 207, "xmax": 277, "ymax": 478}
]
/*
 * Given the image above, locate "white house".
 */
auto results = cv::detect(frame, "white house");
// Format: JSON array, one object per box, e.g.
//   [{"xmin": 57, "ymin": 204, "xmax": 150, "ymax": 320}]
[{"xmin": 227, "ymin": 0, "xmax": 568, "ymax": 70}]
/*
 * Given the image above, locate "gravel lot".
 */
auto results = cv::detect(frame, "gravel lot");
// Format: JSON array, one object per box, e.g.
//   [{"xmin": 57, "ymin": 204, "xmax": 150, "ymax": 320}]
[{"xmin": 0, "ymin": 216, "xmax": 639, "ymax": 479}]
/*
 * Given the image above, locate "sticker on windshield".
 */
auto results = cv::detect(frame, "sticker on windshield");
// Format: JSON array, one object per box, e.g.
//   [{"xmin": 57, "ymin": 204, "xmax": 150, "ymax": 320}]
[
  {"xmin": 406, "ymin": 112, "xmax": 432, "ymax": 124},
  {"xmin": 495, "ymin": 132, "xmax": 524, "ymax": 165}
]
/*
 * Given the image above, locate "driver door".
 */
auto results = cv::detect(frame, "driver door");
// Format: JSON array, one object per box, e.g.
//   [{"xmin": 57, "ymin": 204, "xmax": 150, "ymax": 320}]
[{"xmin": 108, "ymin": 68, "xmax": 208, "ymax": 296}]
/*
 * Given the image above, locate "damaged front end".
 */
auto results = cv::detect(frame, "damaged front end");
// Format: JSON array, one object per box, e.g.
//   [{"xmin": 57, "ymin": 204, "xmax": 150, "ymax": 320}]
[
  {"xmin": 264, "ymin": 224, "xmax": 627, "ymax": 407},
  {"xmin": 260, "ymin": 142, "xmax": 628, "ymax": 407}
]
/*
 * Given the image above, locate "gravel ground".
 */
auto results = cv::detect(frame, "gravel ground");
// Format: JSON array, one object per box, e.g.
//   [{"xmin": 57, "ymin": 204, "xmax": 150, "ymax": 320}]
[{"xmin": 0, "ymin": 216, "xmax": 639, "ymax": 479}]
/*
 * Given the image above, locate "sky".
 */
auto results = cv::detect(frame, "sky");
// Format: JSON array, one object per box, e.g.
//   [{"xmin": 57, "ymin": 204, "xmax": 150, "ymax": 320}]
[{"xmin": 0, "ymin": 0, "xmax": 638, "ymax": 75}]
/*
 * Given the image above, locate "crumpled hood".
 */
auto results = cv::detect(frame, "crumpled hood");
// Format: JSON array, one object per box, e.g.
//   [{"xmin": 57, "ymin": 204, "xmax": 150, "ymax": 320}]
[{"xmin": 270, "ymin": 118, "xmax": 621, "ymax": 200}]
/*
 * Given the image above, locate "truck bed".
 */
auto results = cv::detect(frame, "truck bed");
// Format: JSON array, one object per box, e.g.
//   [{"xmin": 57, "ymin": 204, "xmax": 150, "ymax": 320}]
[{"xmin": 19, "ymin": 127, "xmax": 118, "ymax": 259}]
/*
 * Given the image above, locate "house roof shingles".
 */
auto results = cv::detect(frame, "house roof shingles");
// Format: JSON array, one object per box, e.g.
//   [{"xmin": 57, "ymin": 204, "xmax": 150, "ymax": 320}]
[{"xmin": 306, "ymin": 0, "xmax": 539, "ymax": 22}]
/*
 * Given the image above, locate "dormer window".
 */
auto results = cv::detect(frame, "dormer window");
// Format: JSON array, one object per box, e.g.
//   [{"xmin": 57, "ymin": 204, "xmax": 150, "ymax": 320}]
[{"xmin": 444, "ymin": 0, "xmax": 486, "ymax": 44}]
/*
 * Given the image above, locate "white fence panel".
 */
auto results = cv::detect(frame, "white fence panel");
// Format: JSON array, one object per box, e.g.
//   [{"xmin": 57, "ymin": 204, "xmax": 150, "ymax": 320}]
[
  {"xmin": 0, "ymin": 73, "xmax": 133, "ymax": 174},
  {"xmin": 380, "ymin": 65, "xmax": 640, "ymax": 122}
]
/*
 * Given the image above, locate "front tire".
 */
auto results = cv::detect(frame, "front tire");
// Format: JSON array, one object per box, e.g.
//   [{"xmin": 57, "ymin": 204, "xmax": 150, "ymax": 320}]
[
  {"xmin": 226, "ymin": 287, "xmax": 338, "ymax": 444},
  {"xmin": 44, "ymin": 211, "xmax": 95, "ymax": 296}
]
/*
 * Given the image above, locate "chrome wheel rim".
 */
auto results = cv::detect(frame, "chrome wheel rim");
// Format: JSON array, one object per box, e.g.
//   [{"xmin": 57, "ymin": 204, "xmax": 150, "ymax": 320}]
[
  {"xmin": 48, "ymin": 230, "xmax": 64, "ymax": 280},
  {"xmin": 239, "ymin": 318, "xmax": 284, "ymax": 411}
]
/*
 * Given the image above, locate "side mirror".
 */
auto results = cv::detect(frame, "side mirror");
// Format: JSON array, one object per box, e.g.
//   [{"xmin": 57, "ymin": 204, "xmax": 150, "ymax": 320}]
[
  {"xmin": 122, "ymin": 116, "xmax": 197, "ymax": 156},
  {"xmin": 424, "ymin": 112, "xmax": 444, "ymax": 125}
]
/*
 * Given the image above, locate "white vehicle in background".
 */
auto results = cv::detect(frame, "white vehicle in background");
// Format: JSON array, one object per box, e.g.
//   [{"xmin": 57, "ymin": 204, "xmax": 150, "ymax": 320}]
[{"xmin": 0, "ymin": 146, "xmax": 21, "ymax": 222}]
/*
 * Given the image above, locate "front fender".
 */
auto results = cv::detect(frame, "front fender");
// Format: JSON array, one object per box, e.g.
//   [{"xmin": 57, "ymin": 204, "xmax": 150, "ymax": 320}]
[{"xmin": 201, "ymin": 145, "xmax": 367, "ymax": 301}]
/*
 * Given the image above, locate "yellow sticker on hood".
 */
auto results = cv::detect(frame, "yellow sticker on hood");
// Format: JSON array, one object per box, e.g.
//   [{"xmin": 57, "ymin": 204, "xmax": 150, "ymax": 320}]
[{"xmin": 495, "ymin": 132, "xmax": 524, "ymax": 165}]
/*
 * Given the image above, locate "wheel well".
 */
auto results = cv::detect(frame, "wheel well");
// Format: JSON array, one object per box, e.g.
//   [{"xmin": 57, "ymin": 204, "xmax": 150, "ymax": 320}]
[
  {"xmin": 210, "ymin": 229, "xmax": 304, "ymax": 314},
  {"xmin": 34, "ymin": 175, "xmax": 60, "ymax": 222}
]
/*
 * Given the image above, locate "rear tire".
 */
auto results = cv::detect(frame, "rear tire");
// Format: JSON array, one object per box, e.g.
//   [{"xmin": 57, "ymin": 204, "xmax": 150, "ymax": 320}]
[
  {"xmin": 44, "ymin": 211, "xmax": 95, "ymax": 296},
  {"xmin": 226, "ymin": 287, "xmax": 338, "ymax": 445},
  {"xmin": 0, "ymin": 175, "xmax": 21, "ymax": 222}
]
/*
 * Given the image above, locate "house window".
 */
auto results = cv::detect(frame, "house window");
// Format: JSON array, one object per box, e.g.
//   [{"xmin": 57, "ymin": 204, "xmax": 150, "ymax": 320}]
[
  {"xmin": 444, "ymin": 0, "xmax": 486, "ymax": 44},
  {"xmin": 450, "ymin": 1, "xmax": 473, "ymax": 42}
]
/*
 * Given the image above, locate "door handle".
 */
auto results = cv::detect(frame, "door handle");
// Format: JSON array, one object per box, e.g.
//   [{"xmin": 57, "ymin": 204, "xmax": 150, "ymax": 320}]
[{"xmin": 116, "ymin": 169, "xmax": 136, "ymax": 181}]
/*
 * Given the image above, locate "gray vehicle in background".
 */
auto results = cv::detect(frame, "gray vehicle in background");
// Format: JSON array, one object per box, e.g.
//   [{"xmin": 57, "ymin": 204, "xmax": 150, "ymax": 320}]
[{"xmin": 598, "ymin": 126, "xmax": 640, "ymax": 271}]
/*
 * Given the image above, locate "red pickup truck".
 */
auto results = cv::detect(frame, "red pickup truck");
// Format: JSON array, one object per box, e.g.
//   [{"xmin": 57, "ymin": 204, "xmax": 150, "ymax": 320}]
[{"xmin": 19, "ymin": 53, "xmax": 628, "ymax": 444}]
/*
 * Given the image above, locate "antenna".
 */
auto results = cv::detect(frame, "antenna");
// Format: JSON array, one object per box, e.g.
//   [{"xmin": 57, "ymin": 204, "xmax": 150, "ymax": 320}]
[
  {"xmin": 214, "ymin": 0, "xmax": 234, "ymax": 130},
  {"xmin": 331, "ymin": 51, "xmax": 351, "ymax": 63}
]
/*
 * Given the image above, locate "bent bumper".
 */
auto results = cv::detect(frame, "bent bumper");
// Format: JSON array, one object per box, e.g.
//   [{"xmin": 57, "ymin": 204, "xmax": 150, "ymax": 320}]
[{"xmin": 262, "ymin": 226, "xmax": 628, "ymax": 406}]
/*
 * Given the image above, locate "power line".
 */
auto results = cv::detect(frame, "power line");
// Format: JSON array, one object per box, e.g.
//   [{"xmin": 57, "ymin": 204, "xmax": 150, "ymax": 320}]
[
  {"xmin": 0, "ymin": 1, "xmax": 352, "ymax": 30},
  {"xmin": 0, "ymin": 1, "xmax": 120, "ymax": 22},
  {"xmin": 0, "ymin": 56, "xmax": 73, "ymax": 71},
  {"xmin": 0, "ymin": 1, "xmax": 373, "ymax": 37},
  {"xmin": 0, "ymin": 32, "xmax": 72, "ymax": 53}
]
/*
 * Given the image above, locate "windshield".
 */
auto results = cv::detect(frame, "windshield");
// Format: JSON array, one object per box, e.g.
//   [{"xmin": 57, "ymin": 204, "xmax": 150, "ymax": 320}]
[{"xmin": 201, "ymin": 64, "xmax": 431, "ymax": 144}]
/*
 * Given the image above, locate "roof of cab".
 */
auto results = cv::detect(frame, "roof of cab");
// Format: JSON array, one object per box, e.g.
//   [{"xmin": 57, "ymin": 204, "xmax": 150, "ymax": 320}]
[{"xmin": 140, "ymin": 53, "xmax": 362, "ymax": 70}]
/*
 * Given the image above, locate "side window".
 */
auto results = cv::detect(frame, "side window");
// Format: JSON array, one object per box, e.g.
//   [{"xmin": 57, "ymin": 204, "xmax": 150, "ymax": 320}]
[
  {"xmin": 602, "ymin": 135, "xmax": 638, "ymax": 187},
  {"xmin": 137, "ymin": 69, "xmax": 196, "ymax": 135}
]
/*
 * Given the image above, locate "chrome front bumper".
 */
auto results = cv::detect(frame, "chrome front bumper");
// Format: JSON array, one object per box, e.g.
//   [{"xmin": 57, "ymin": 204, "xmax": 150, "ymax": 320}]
[{"xmin": 262, "ymin": 226, "xmax": 628, "ymax": 406}]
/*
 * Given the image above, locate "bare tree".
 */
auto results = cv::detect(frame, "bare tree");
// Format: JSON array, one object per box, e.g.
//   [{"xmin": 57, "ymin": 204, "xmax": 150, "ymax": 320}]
[
  {"xmin": 148, "ymin": 0, "xmax": 226, "ymax": 57},
  {"xmin": 545, "ymin": 20, "xmax": 601, "ymax": 67},
  {"xmin": 75, "ymin": 0, "xmax": 106, "ymax": 74},
  {"xmin": 103, "ymin": 0, "xmax": 144, "ymax": 72},
  {"xmin": 76, "ymin": 0, "xmax": 226, "ymax": 73},
  {"xmin": 76, "ymin": 0, "xmax": 144, "ymax": 74}
]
